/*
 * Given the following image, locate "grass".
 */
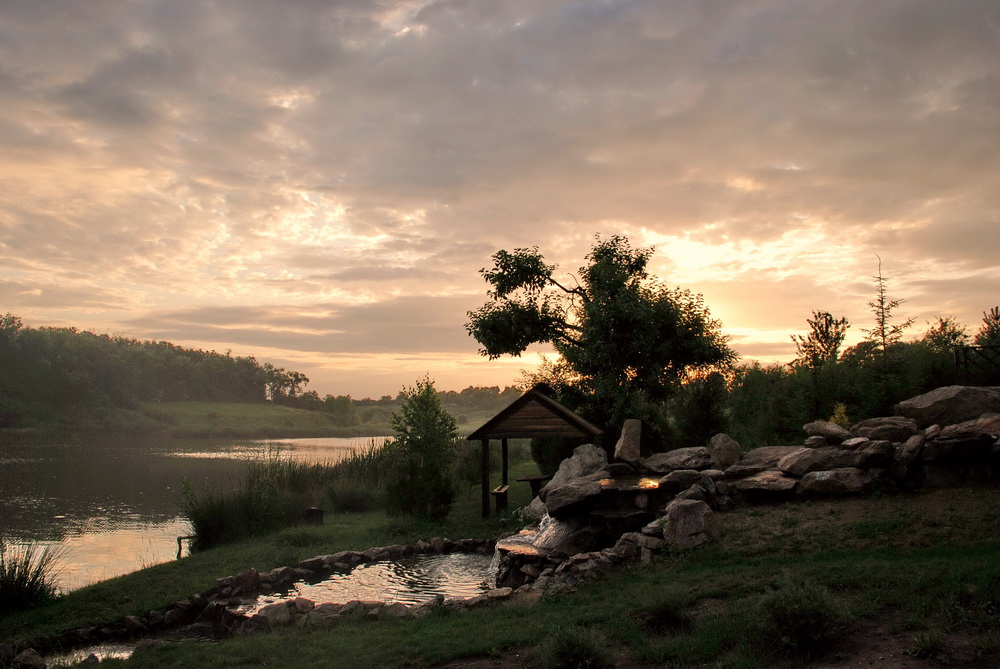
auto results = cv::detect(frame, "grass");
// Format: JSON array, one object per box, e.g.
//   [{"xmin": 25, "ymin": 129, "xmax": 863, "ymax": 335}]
[
  {"xmin": 3, "ymin": 482, "xmax": 999, "ymax": 668},
  {"xmin": 45, "ymin": 400, "xmax": 514, "ymax": 439},
  {"xmin": 0, "ymin": 540, "xmax": 63, "ymax": 616}
]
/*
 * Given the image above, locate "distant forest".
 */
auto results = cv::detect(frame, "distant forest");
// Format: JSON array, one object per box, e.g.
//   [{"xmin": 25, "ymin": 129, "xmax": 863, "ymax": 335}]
[{"xmin": 0, "ymin": 314, "xmax": 519, "ymax": 429}]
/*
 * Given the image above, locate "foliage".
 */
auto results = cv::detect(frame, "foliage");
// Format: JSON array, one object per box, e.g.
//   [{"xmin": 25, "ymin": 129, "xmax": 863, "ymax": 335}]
[
  {"xmin": 384, "ymin": 377, "xmax": 460, "ymax": 521},
  {"xmin": 791, "ymin": 310, "xmax": 850, "ymax": 367},
  {"xmin": 737, "ymin": 576, "xmax": 845, "ymax": 660},
  {"xmin": 0, "ymin": 313, "xmax": 312, "ymax": 428},
  {"xmin": 974, "ymin": 306, "xmax": 1000, "ymax": 346},
  {"xmin": 922, "ymin": 316, "xmax": 971, "ymax": 352},
  {"xmin": 0, "ymin": 540, "xmax": 62, "ymax": 616},
  {"xmin": 669, "ymin": 372, "xmax": 728, "ymax": 448},
  {"xmin": 467, "ymin": 235, "xmax": 735, "ymax": 445},
  {"xmin": 538, "ymin": 626, "xmax": 613, "ymax": 669}
]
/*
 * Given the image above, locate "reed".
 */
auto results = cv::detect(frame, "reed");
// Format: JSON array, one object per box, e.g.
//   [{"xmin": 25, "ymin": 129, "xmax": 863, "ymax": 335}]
[{"xmin": 0, "ymin": 539, "xmax": 62, "ymax": 616}]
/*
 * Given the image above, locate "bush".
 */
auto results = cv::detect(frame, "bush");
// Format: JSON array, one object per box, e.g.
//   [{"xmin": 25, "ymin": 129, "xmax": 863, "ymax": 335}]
[
  {"xmin": 538, "ymin": 626, "xmax": 613, "ymax": 669},
  {"xmin": 0, "ymin": 539, "xmax": 62, "ymax": 615},
  {"xmin": 384, "ymin": 377, "xmax": 459, "ymax": 521},
  {"xmin": 737, "ymin": 576, "xmax": 845, "ymax": 661}
]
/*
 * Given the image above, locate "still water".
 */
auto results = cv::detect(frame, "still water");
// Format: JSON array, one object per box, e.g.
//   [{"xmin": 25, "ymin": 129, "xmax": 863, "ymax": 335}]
[{"xmin": 0, "ymin": 434, "xmax": 386, "ymax": 592}]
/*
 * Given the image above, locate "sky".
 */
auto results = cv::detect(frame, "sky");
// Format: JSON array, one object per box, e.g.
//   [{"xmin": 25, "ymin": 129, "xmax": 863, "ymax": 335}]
[{"xmin": 1, "ymin": 0, "xmax": 998, "ymax": 399}]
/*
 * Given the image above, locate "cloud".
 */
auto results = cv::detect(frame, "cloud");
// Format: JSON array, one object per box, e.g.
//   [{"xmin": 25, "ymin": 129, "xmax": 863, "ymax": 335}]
[{"xmin": 2, "ymin": 0, "xmax": 999, "ymax": 394}]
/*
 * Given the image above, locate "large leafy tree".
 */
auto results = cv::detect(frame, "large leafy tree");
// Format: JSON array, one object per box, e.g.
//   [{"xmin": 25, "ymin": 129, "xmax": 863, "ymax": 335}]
[{"xmin": 466, "ymin": 235, "xmax": 735, "ymax": 442}]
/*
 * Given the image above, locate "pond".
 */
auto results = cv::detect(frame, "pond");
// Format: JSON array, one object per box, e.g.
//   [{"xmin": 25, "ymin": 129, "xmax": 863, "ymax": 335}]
[
  {"xmin": 0, "ymin": 433, "xmax": 387, "ymax": 592},
  {"xmin": 237, "ymin": 552, "xmax": 493, "ymax": 615}
]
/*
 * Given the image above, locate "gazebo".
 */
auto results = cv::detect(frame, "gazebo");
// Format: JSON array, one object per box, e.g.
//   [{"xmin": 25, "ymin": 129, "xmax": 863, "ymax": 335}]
[{"xmin": 466, "ymin": 385, "xmax": 604, "ymax": 518}]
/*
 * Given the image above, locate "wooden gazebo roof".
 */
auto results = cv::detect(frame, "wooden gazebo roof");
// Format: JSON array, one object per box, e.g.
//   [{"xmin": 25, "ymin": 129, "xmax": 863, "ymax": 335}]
[
  {"xmin": 467, "ymin": 385, "xmax": 604, "ymax": 441},
  {"xmin": 467, "ymin": 385, "xmax": 603, "ymax": 517}
]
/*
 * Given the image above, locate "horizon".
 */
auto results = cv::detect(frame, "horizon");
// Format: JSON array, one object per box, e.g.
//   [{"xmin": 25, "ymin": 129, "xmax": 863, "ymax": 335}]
[{"xmin": 3, "ymin": 1, "xmax": 998, "ymax": 398}]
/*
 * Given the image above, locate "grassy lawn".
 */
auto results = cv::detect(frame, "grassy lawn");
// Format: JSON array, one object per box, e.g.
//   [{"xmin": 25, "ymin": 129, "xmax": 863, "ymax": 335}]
[{"xmin": 4, "ymin": 480, "xmax": 1000, "ymax": 667}]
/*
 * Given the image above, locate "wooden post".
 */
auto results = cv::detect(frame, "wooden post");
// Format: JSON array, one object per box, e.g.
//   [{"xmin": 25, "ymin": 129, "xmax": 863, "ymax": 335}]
[
  {"xmin": 481, "ymin": 438, "xmax": 490, "ymax": 518},
  {"xmin": 501, "ymin": 438, "xmax": 509, "ymax": 487}
]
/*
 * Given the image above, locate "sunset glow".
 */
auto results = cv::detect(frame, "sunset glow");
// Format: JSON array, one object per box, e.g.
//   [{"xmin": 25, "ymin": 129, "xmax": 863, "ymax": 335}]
[{"xmin": 2, "ymin": 1, "xmax": 998, "ymax": 397}]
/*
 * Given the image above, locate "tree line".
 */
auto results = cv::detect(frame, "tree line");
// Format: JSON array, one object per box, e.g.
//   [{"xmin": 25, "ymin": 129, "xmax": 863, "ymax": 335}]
[{"xmin": 0, "ymin": 314, "xmax": 312, "ymax": 428}]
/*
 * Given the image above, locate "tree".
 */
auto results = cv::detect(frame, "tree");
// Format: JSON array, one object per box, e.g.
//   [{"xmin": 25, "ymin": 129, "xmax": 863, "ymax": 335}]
[
  {"xmin": 383, "ymin": 376, "xmax": 459, "ymax": 520},
  {"xmin": 466, "ymin": 235, "xmax": 735, "ymax": 443},
  {"xmin": 860, "ymin": 255, "xmax": 915, "ymax": 358},
  {"xmin": 974, "ymin": 307, "xmax": 1000, "ymax": 346},
  {"xmin": 791, "ymin": 311, "xmax": 850, "ymax": 368},
  {"xmin": 790, "ymin": 310, "xmax": 851, "ymax": 420},
  {"xmin": 921, "ymin": 316, "xmax": 970, "ymax": 353}
]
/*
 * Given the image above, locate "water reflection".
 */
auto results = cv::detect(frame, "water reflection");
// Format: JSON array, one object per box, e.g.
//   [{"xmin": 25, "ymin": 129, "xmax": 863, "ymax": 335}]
[
  {"xmin": 0, "ymin": 434, "xmax": 385, "ymax": 592},
  {"xmin": 241, "ymin": 553, "xmax": 492, "ymax": 614}
]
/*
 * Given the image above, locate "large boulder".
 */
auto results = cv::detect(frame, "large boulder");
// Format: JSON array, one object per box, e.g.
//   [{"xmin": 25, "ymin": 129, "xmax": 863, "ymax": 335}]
[
  {"xmin": 895, "ymin": 386, "xmax": 1000, "ymax": 427},
  {"xmin": 798, "ymin": 468, "xmax": 874, "ymax": 496},
  {"xmin": 803, "ymin": 421, "xmax": 851, "ymax": 444},
  {"xmin": 708, "ymin": 433, "xmax": 743, "ymax": 469},
  {"xmin": 851, "ymin": 416, "xmax": 919, "ymax": 442},
  {"xmin": 778, "ymin": 447, "xmax": 857, "ymax": 478},
  {"xmin": 660, "ymin": 499, "xmax": 720, "ymax": 549},
  {"xmin": 614, "ymin": 419, "xmax": 643, "ymax": 464},
  {"xmin": 725, "ymin": 446, "xmax": 802, "ymax": 478},
  {"xmin": 853, "ymin": 440, "xmax": 896, "ymax": 468},
  {"xmin": 543, "ymin": 444, "xmax": 608, "ymax": 491},
  {"xmin": 730, "ymin": 469, "xmax": 798, "ymax": 496},
  {"xmin": 641, "ymin": 447, "xmax": 712, "ymax": 473},
  {"xmin": 533, "ymin": 515, "xmax": 598, "ymax": 556},
  {"xmin": 539, "ymin": 472, "xmax": 606, "ymax": 517}
]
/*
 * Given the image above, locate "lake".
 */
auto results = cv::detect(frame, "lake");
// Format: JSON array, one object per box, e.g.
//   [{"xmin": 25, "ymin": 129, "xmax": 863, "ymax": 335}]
[{"xmin": 0, "ymin": 433, "xmax": 387, "ymax": 592}]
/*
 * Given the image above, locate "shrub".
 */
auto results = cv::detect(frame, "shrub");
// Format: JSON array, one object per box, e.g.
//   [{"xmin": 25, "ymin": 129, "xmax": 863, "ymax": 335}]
[
  {"xmin": 0, "ymin": 539, "xmax": 62, "ymax": 615},
  {"xmin": 538, "ymin": 626, "xmax": 613, "ymax": 669},
  {"xmin": 737, "ymin": 576, "xmax": 845, "ymax": 661},
  {"xmin": 384, "ymin": 377, "xmax": 459, "ymax": 521}
]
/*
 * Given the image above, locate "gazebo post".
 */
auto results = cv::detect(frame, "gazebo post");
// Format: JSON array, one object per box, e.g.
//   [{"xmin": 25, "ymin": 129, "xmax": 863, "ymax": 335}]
[
  {"xmin": 480, "ymin": 438, "xmax": 490, "ymax": 518},
  {"xmin": 501, "ymin": 438, "xmax": 509, "ymax": 486}
]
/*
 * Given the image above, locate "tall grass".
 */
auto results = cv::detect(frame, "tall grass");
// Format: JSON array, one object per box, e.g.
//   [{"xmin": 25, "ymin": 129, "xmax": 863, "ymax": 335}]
[
  {"xmin": 181, "ymin": 438, "xmax": 531, "ymax": 550},
  {"xmin": 0, "ymin": 539, "xmax": 62, "ymax": 616}
]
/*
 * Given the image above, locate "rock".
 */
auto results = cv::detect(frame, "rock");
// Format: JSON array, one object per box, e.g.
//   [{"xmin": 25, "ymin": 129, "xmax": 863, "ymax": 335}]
[
  {"xmin": 725, "ymin": 446, "xmax": 802, "ymax": 478},
  {"xmin": 804, "ymin": 436, "xmax": 827, "ymax": 448},
  {"xmin": 803, "ymin": 421, "xmax": 851, "ymax": 443},
  {"xmin": 841, "ymin": 437, "xmax": 870, "ymax": 449},
  {"xmin": 731, "ymin": 470, "xmax": 798, "ymax": 496},
  {"xmin": 778, "ymin": 447, "xmax": 857, "ymax": 478},
  {"xmin": 614, "ymin": 419, "xmax": 643, "ymax": 463},
  {"xmin": 895, "ymin": 386, "xmax": 1000, "ymax": 427},
  {"xmin": 938, "ymin": 413, "xmax": 1000, "ymax": 440},
  {"xmin": 658, "ymin": 469, "xmax": 716, "ymax": 494},
  {"xmin": 708, "ymin": 434, "xmax": 743, "ymax": 469},
  {"xmin": 642, "ymin": 447, "xmax": 712, "ymax": 473},
  {"xmin": 533, "ymin": 516, "xmax": 598, "ymax": 555},
  {"xmin": 487, "ymin": 587, "xmax": 514, "ymax": 599},
  {"xmin": 12, "ymin": 648, "xmax": 46, "ymax": 669},
  {"xmin": 292, "ymin": 597, "xmax": 315, "ymax": 614},
  {"xmin": 539, "ymin": 473, "xmax": 605, "ymax": 517},
  {"xmin": 897, "ymin": 434, "xmax": 926, "ymax": 462},
  {"xmin": 852, "ymin": 416, "xmax": 919, "ymax": 442},
  {"xmin": 516, "ymin": 496, "xmax": 547, "ymax": 522},
  {"xmin": 854, "ymin": 440, "xmax": 895, "ymax": 468},
  {"xmin": 921, "ymin": 436, "xmax": 996, "ymax": 462},
  {"xmin": 258, "ymin": 602, "xmax": 293, "ymax": 626},
  {"xmin": 661, "ymin": 499, "xmax": 720, "ymax": 549},
  {"xmin": 798, "ymin": 468, "xmax": 873, "ymax": 496},
  {"xmin": 543, "ymin": 444, "xmax": 609, "ymax": 490}
]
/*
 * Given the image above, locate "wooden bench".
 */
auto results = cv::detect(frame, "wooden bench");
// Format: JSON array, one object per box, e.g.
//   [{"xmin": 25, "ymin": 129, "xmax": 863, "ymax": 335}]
[{"xmin": 490, "ymin": 484, "xmax": 510, "ymax": 512}]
